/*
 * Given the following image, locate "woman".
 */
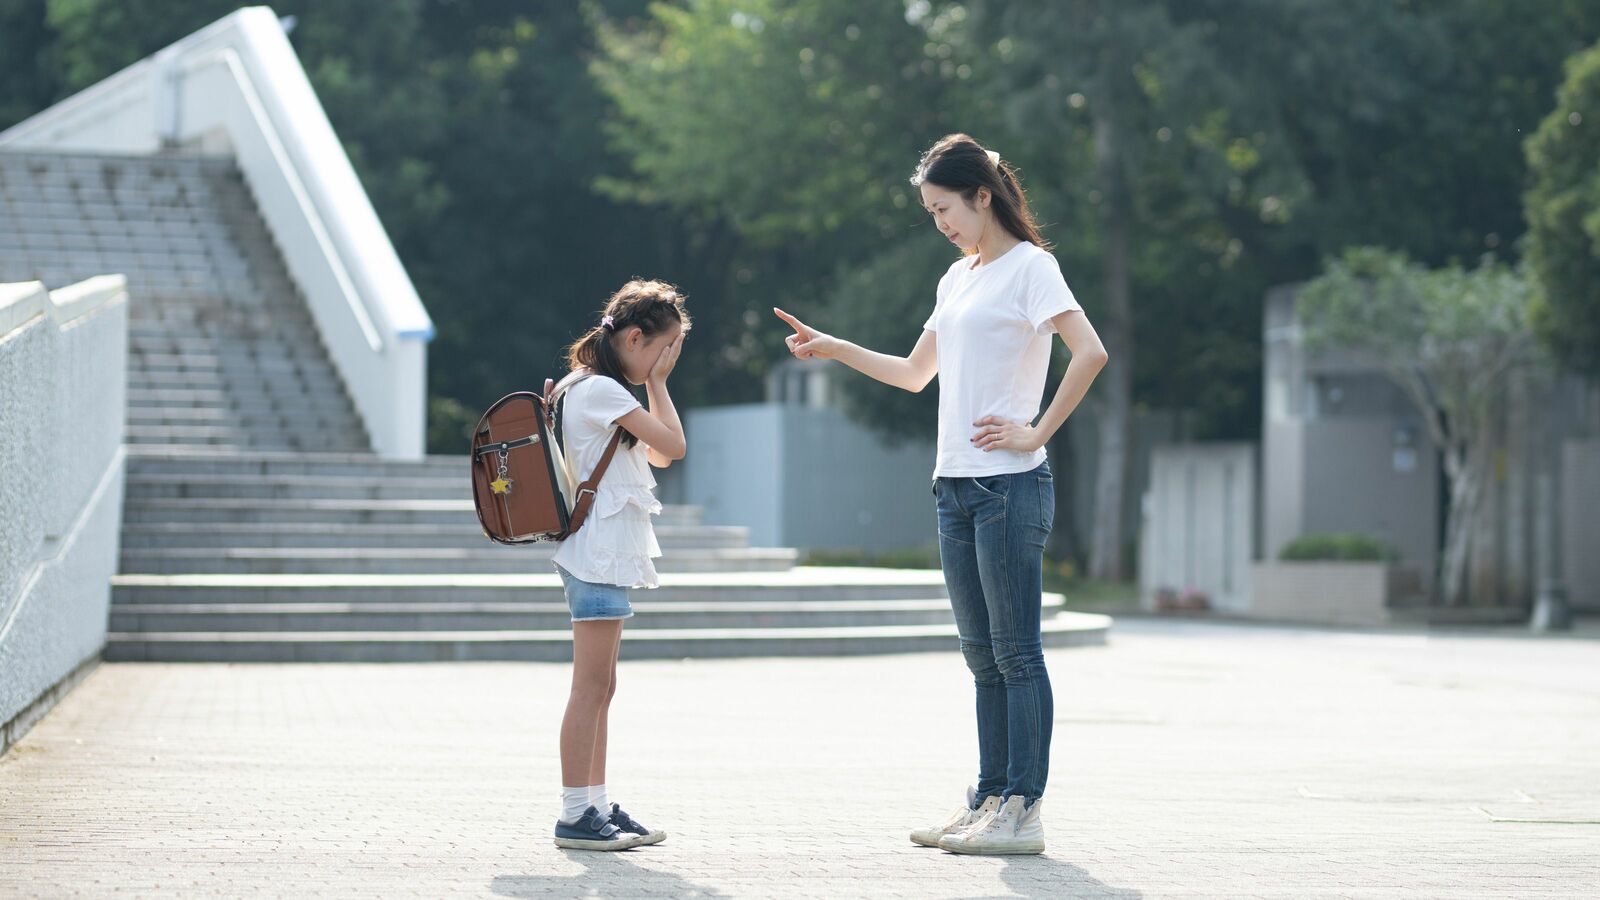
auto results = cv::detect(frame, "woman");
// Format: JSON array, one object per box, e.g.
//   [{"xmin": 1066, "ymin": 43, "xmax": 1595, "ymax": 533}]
[{"xmin": 773, "ymin": 134, "xmax": 1107, "ymax": 855}]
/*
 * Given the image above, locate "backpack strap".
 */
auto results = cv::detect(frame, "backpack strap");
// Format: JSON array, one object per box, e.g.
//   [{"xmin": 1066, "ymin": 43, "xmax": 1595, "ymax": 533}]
[
  {"xmin": 549, "ymin": 369, "xmax": 628, "ymax": 535},
  {"xmin": 566, "ymin": 428, "xmax": 624, "ymax": 534}
]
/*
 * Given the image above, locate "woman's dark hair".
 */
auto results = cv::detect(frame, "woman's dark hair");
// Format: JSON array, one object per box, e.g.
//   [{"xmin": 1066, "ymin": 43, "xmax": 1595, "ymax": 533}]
[
  {"xmin": 910, "ymin": 133, "xmax": 1051, "ymax": 253},
  {"xmin": 564, "ymin": 279, "xmax": 690, "ymax": 447}
]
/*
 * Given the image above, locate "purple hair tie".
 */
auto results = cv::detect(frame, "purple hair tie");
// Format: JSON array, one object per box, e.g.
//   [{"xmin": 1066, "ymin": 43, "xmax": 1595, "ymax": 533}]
[{"xmin": 601, "ymin": 315, "xmax": 615, "ymax": 330}]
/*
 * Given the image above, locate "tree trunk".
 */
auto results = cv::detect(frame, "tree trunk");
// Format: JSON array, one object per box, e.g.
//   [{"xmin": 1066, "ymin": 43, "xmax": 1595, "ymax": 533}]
[
  {"xmin": 1439, "ymin": 448, "xmax": 1485, "ymax": 607},
  {"xmin": 1047, "ymin": 417, "xmax": 1082, "ymax": 569},
  {"xmin": 1088, "ymin": 107, "xmax": 1134, "ymax": 582}
]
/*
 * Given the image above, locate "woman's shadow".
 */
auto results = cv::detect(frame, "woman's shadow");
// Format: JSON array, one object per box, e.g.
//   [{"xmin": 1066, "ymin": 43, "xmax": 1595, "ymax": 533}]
[
  {"xmin": 492, "ymin": 848, "xmax": 725, "ymax": 899},
  {"xmin": 996, "ymin": 854, "xmax": 1143, "ymax": 900}
]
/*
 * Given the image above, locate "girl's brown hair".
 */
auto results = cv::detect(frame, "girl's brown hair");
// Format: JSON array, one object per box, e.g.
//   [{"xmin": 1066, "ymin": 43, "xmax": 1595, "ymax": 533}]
[
  {"xmin": 910, "ymin": 133, "xmax": 1051, "ymax": 253},
  {"xmin": 564, "ymin": 279, "xmax": 690, "ymax": 447}
]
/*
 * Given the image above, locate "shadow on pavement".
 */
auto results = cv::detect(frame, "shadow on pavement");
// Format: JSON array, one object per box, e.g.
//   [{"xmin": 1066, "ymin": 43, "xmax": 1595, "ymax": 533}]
[
  {"xmin": 492, "ymin": 848, "xmax": 726, "ymax": 898},
  {"xmin": 1000, "ymin": 854, "xmax": 1143, "ymax": 899}
]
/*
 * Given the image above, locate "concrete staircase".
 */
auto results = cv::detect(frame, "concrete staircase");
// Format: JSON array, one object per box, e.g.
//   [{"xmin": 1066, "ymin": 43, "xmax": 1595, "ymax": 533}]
[{"xmin": 0, "ymin": 150, "xmax": 1110, "ymax": 660}]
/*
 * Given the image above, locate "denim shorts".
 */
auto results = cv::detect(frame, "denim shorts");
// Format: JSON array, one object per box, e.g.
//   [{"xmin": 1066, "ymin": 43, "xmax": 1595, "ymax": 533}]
[{"xmin": 556, "ymin": 565, "xmax": 634, "ymax": 622}]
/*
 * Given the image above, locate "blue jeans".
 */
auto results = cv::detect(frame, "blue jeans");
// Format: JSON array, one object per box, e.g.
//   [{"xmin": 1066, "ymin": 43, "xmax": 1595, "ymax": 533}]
[{"xmin": 934, "ymin": 461, "xmax": 1055, "ymax": 804}]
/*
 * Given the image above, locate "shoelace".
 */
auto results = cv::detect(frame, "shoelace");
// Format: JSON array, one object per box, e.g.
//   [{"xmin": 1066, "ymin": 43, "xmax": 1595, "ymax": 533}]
[{"xmin": 971, "ymin": 809, "xmax": 1015, "ymax": 836}]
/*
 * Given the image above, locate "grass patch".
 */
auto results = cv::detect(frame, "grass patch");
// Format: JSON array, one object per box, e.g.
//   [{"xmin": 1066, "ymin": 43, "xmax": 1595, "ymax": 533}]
[
  {"xmin": 802, "ymin": 549, "xmax": 1141, "ymax": 615},
  {"xmin": 801, "ymin": 546, "xmax": 941, "ymax": 569},
  {"xmin": 1044, "ymin": 571, "xmax": 1140, "ymax": 613}
]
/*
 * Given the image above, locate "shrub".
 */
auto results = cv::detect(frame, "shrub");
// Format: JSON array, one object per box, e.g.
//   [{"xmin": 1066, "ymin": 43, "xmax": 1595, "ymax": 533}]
[{"xmin": 1279, "ymin": 533, "xmax": 1399, "ymax": 562}]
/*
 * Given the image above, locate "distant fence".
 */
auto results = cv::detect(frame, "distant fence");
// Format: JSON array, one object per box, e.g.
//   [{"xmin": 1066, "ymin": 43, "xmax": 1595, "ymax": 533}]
[
  {"xmin": 1, "ymin": 277, "xmax": 127, "ymax": 753},
  {"xmin": 1139, "ymin": 443, "xmax": 1256, "ymax": 613}
]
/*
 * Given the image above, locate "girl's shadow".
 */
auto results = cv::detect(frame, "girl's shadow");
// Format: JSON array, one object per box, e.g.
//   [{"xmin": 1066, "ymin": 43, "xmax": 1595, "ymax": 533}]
[{"xmin": 492, "ymin": 849, "xmax": 726, "ymax": 898}]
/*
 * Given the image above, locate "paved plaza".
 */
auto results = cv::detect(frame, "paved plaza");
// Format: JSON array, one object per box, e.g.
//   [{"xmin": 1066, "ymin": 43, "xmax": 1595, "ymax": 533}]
[{"xmin": 1, "ymin": 618, "xmax": 1597, "ymax": 899}]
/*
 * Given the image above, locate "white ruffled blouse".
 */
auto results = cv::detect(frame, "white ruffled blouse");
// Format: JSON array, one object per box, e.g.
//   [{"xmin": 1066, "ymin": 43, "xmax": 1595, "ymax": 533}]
[{"xmin": 550, "ymin": 373, "xmax": 663, "ymax": 588}]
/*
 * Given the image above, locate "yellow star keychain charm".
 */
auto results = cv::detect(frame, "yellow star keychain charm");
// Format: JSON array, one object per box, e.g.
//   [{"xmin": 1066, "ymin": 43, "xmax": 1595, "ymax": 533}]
[{"xmin": 490, "ymin": 476, "xmax": 513, "ymax": 495}]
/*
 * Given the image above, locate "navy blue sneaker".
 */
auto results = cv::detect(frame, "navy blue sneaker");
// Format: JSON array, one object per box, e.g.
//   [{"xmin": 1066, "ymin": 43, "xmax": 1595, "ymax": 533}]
[
  {"xmin": 608, "ymin": 802, "xmax": 666, "ymax": 846},
  {"xmin": 554, "ymin": 805, "xmax": 642, "ymax": 851}
]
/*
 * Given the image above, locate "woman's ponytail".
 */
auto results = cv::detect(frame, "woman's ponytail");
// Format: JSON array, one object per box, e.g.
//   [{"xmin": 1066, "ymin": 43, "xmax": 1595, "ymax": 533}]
[{"xmin": 912, "ymin": 134, "xmax": 1050, "ymax": 253}]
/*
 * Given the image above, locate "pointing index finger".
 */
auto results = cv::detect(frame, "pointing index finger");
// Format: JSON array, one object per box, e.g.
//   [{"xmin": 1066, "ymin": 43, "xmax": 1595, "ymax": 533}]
[{"xmin": 772, "ymin": 307, "xmax": 811, "ymax": 336}]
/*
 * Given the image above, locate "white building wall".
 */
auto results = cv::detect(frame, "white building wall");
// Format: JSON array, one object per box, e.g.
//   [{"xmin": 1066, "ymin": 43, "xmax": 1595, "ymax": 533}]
[
  {"xmin": 678, "ymin": 403, "xmax": 937, "ymax": 554},
  {"xmin": 1562, "ymin": 439, "xmax": 1600, "ymax": 612}
]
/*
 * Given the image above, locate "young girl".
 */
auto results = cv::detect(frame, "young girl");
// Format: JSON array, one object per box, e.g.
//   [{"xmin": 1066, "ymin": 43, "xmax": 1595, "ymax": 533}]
[
  {"xmin": 550, "ymin": 279, "xmax": 689, "ymax": 851},
  {"xmin": 774, "ymin": 134, "xmax": 1107, "ymax": 855}
]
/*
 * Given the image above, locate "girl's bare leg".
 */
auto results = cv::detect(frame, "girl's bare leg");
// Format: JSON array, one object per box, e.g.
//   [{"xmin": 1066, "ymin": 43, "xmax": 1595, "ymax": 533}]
[
  {"xmin": 588, "ymin": 625, "xmax": 623, "ymax": 787},
  {"xmin": 559, "ymin": 620, "xmax": 624, "ymax": 790}
]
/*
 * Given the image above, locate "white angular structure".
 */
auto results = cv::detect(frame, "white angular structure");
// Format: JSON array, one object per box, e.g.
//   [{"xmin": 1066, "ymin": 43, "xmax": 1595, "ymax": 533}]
[{"xmin": 0, "ymin": 6, "xmax": 433, "ymax": 459}]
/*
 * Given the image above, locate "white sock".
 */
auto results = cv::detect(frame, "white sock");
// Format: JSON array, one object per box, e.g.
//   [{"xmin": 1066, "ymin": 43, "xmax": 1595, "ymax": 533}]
[
  {"xmin": 560, "ymin": 786, "xmax": 589, "ymax": 823},
  {"xmin": 588, "ymin": 783, "xmax": 609, "ymax": 814}
]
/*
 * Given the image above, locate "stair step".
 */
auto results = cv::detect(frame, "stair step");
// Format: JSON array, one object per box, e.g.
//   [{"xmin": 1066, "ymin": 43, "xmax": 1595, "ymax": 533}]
[
  {"xmin": 127, "ymin": 389, "xmax": 230, "ymax": 407},
  {"xmin": 124, "ymin": 425, "xmax": 242, "ymax": 444},
  {"xmin": 123, "ymin": 428, "xmax": 364, "ymax": 451},
  {"xmin": 119, "ymin": 497, "xmax": 702, "ymax": 527},
  {"xmin": 127, "ymin": 355, "xmax": 339, "ymax": 382},
  {"xmin": 117, "ymin": 546, "xmax": 798, "ymax": 575},
  {"xmin": 129, "ymin": 371, "xmax": 227, "ymax": 388},
  {"xmin": 106, "ymin": 595, "xmax": 1025, "ymax": 632},
  {"xmin": 125, "ymin": 409, "xmax": 357, "ymax": 430},
  {"xmin": 109, "ymin": 568, "xmax": 951, "ymax": 605},
  {"xmin": 125, "ymin": 448, "xmax": 465, "ymax": 477},
  {"xmin": 128, "ymin": 374, "xmax": 343, "ymax": 393},
  {"xmin": 125, "ymin": 447, "xmax": 453, "ymax": 473},
  {"xmin": 118, "ymin": 522, "xmax": 750, "ymax": 550},
  {"xmin": 100, "ymin": 611, "xmax": 1110, "ymax": 662},
  {"xmin": 123, "ymin": 473, "xmax": 467, "ymax": 501},
  {"xmin": 129, "ymin": 338, "xmax": 327, "ymax": 360},
  {"xmin": 127, "ymin": 352, "xmax": 222, "ymax": 372},
  {"xmin": 125, "ymin": 396, "xmax": 357, "ymax": 417}
]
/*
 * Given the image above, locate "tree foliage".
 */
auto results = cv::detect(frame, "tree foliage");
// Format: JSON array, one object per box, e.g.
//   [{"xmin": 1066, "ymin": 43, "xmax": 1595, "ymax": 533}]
[
  {"xmin": 4, "ymin": 0, "xmax": 1598, "ymax": 468},
  {"xmin": 1298, "ymin": 248, "xmax": 1542, "ymax": 605},
  {"xmin": 1525, "ymin": 38, "xmax": 1600, "ymax": 380}
]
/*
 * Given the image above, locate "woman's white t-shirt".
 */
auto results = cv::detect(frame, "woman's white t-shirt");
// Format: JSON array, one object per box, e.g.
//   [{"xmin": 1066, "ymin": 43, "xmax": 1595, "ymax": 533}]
[
  {"xmin": 550, "ymin": 373, "xmax": 663, "ymax": 588},
  {"xmin": 923, "ymin": 241, "xmax": 1081, "ymax": 478}
]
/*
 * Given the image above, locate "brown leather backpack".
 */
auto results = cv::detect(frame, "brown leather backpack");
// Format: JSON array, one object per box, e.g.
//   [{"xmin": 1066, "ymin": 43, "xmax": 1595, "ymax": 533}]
[{"xmin": 469, "ymin": 375, "xmax": 622, "ymax": 544}]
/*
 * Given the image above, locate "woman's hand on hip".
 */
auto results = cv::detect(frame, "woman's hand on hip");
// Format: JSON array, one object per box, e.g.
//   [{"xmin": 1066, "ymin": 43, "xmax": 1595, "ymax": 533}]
[
  {"xmin": 972, "ymin": 416, "xmax": 1042, "ymax": 453},
  {"xmin": 773, "ymin": 308, "xmax": 840, "ymax": 360}
]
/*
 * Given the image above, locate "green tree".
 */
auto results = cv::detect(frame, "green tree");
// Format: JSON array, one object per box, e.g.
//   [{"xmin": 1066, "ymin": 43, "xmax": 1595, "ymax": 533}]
[
  {"xmin": 0, "ymin": 0, "xmax": 63, "ymax": 128},
  {"xmin": 1525, "ymin": 38, "xmax": 1600, "ymax": 380},
  {"xmin": 1298, "ymin": 248, "xmax": 1542, "ymax": 607},
  {"xmin": 592, "ymin": 0, "xmax": 976, "ymax": 399},
  {"xmin": 968, "ymin": 0, "xmax": 1329, "ymax": 578}
]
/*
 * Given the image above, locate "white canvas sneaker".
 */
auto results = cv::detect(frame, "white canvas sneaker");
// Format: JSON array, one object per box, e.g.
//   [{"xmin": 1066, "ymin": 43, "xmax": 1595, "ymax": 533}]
[
  {"xmin": 910, "ymin": 787, "xmax": 1002, "ymax": 847},
  {"xmin": 938, "ymin": 794, "xmax": 1045, "ymax": 855}
]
